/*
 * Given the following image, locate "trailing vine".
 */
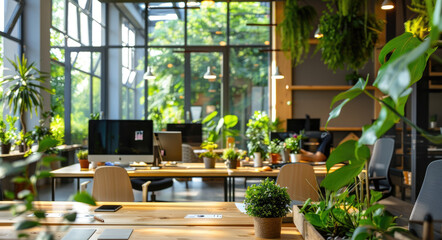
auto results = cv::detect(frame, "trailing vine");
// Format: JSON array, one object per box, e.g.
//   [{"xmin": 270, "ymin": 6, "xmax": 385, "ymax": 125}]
[{"xmin": 278, "ymin": 0, "xmax": 316, "ymax": 66}]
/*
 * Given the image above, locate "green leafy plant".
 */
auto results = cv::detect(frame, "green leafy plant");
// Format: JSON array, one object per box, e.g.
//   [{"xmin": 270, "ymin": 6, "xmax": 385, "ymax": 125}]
[
  {"xmin": 198, "ymin": 141, "xmax": 219, "ymax": 159},
  {"xmin": 0, "ymin": 54, "xmax": 52, "ymax": 133},
  {"xmin": 345, "ymin": 71, "xmax": 363, "ymax": 85},
  {"xmin": 202, "ymin": 111, "xmax": 239, "ymax": 144},
  {"xmin": 278, "ymin": 0, "xmax": 316, "ymax": 66},
  {"xmin": 0, "ymin": 137, "xmax": 97, "ymax": 239},
  {"xmin": 284, "ymin": 134, "xmax": 302, "ymax": 154},
  {"xmin": 244, "ymin": 178, "xmax": 291, "ymax": 218},
  {"xmin": 246, "ymin": 111, "xmax": 271, "ymax": 157},
  {"xmin": 222, "ymin": 148, "xmax": 239, "ymax": 161},
  {"xmin": 430, "ymin": 114, "xmax": 437, "ymax": 122},
  {"xmin": 318, "ymin": 0, "xmax": 383, "ymax": 71},
  {"xmin": 0, "ymin": 116, "xmax": 17, "ymax": 145},
  {"xmin": 268, "ymin": 139, "xmax": 283, "ymax": 154},
  {"xmin": 76, "ymin": 150, "xmax": 88, "ymax": 160}
]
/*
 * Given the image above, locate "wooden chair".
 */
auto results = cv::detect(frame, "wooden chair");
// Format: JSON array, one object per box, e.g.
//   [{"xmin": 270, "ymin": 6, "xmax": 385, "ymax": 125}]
[
  {"xmin": 81, "ymin": 166, "xmax": 151, "ymax": 202},
  {"xmin": 276, "ymin": 163, "xmax": 320, "ymax": 202}
]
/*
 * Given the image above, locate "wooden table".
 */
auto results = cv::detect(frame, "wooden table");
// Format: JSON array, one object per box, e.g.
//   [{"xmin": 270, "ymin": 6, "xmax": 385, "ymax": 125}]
[
  {"xmin": 50, "ymin": 162, "xmax": 342, "ymax": 201},
  {"xmin": 0, "ymin": 201, "xmax": 303, "ymax": 239}
]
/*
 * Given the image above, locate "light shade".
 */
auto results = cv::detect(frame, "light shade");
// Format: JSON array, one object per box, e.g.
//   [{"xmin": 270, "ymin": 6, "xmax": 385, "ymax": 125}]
[
  {"xmin": 381, "ymin": 0, "xmax": 394, "ymax": 10},
  {"xmin": 143, "ymin": 67, "xmax": 156, "ymax": 80},
  {"xmin": 203, "ymin": 66, "xmax": 216, "ymax": 80},
  {"xmin": 314, "ymin": 26, "xmax": 323, "ymax": 39},
  {"xmin": 272, "ymin": 67, "xmax": 284, "ymax": 79}
]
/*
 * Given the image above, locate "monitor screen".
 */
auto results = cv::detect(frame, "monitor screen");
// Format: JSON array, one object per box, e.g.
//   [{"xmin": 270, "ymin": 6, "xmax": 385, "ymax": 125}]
[
  {"xmin": 166, "ymin": 123, "xmax": 202, "ymax": 146},
  {"xmin": 154, "ymin": 131, "xmax": 182, "ymax": 162},
  {"xmin": 88, "ymin": 120, "xmax": 154, "ymax": 163},
  {"xmin": 286, "ymin": 118, "xmax": 320, "ymax": 133}
]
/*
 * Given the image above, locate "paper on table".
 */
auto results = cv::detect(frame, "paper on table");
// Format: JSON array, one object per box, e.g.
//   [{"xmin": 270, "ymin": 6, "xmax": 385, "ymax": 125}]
[
  {"xmin": 98, "ymin": 229, "xmax": 133, "ymax": 240},
  {"xmin": 235, "ymin": 203, "xmax": 246, "ymax": 213},
  {"xmin": 185, "ymin": 214, "xmax": 222, "ymax": 219},
  {"xmin": 61, "ymin": 228, "xmax": 96, "ymax": 240}
]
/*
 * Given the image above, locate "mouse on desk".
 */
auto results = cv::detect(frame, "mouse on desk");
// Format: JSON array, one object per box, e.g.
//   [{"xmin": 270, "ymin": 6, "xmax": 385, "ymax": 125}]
[{"xmin": 169, "ymin": 161, "xmax": 177, "ymax": 166}]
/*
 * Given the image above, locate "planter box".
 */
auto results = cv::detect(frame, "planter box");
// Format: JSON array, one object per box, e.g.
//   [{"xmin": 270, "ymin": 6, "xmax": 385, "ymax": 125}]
[{"xmin": 293, "ymin": 205, "xmax": 325, "ymax": 240}]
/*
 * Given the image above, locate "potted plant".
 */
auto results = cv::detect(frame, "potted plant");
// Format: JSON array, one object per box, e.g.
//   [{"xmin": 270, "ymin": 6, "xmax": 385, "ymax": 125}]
[
  {"xmin": 0, "ymin": 116, "xmax": 18, "ymax": 155},
  {"xmin": 15, "ymin": 131, "xmax": 26, "ymax": 153},
  {"xmin": 246, "ymin": 111, "xmax": 270, "ymax": 167},
  {"xmin": 268, "ymin": 139, "xmax": 283, "ymax": 164},
  {"xmin": 345, "ymin": 71, "xmax": 362, "ymax": 86},
  {"xmin": 244, "ymin": 178, "xmax": 291, "ymax": 239},
  {"xmin": 0, "ymin": 54, "xmax": 51, "ymax": 134},
  {"xmin": 430, "ymin": 114, "xmax": 437, "ymax": 129},
  {"xmin": 222, "ymin": 148, "xmax": 240, "ymax": 169},
  {"xmin": 202, "ymin": 111, "xmax": 239, "ymax": 148},
  {"xmin": 284, "ymin": 134, "xmax": 302, "ymax": 162},
  {"xmin": 77, "ymin": 150, "xmax": 89, "ymax": 170},
  {"xmin": 199, "ymin": 141, "xmax": 219, "ymax": 169}
]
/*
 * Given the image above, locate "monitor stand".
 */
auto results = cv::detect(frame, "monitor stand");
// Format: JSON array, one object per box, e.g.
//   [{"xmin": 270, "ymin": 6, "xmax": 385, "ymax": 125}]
[{"xmin": 152, "ymin": 146, "xmax": 162, "ymax": 169}]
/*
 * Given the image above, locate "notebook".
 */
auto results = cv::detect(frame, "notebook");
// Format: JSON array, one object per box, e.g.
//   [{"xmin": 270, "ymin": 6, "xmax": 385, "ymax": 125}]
[
  {"xmin": 98, "ymin": 229, "xmax": 133, "ymax": 240},
  {"xmin": 61, "ymin": 228, "xmax": 96, "ymax": 240}
]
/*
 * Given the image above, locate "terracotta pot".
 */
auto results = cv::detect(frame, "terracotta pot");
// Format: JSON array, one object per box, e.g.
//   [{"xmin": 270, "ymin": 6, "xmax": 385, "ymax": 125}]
[
  {"xmin": 270, "ymin": 153, "xmax": 280, "ymax": 164},
  {"xmin": 226, "ymin": 159, "xmax": 237, "ymax": 169},
  {"xmin": 203, "ymin": 157, "xmax": 216, "ymax": 169},
  {"xmin": 253, "ymin": 217, "xmax": 282, "ymax": 239},
  {"xmin": 79, "ymin": 159, "xmax": 90, "ymax": 169},
  {"xmin": 97, "ymin": 162, "xmax": 106, "ymax": 166},
  {"xmin": 1, "ymin": 143, "xmax": 11, "ymax": 155}
]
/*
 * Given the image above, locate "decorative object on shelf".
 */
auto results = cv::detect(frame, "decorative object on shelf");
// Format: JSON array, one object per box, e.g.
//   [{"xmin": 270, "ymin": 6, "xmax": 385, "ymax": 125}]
[
  {"xmin": 77, "ymin": 150, "xmax": 89, "ymax": 170},
  {"xmin": 268, "ymin": 139, "xmax": 283, "ymax": 164},
  {"xmin": 277, "ymin": 0, "xmax": 316, "ymax": 66},
  {"xmin": 199, "ymin": 141, "xmax": 219, "ymax": 169},
  {"xmin": 284, "ymin": 134, "xmax": 302, "ymax": 162},
  {"xmin": 0, "ymin": 54, "xmax": 51, "ymax": 134},
  {"xmin": 430, "ymin": 114, "xmax": 438, "ymax": 129},
  {"xmin": 246, "ymin": 111, "xmax": 270, "ymax": 166},
  {"xmin": 14, "ymin": 131, "xmax": 32, "ymax": 153},
  {"xmin": 0, "ymin": 116, "xmax": 18, "ymax": 155},
  {"xmin": 314, "ymin": 24, "xmax": 323, "ymax": 39},
  {"xmin": 223, "ymin": 148, "xmax": 239, "ymax": 169},
  {"xmin": 318, "ymin": 0, "xmax": 383, "ymax": 71},
  {"xmin": 244, "ymin": 178, "xmax": 291, "ymax": 239},
  {"xmin": 381, "ymin": 0, "xmax": 395, "ymax": 10}
]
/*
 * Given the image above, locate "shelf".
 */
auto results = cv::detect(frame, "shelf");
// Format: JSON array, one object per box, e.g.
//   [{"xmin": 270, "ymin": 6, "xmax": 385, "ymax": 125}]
[
  {"xmin": 286, "ymin": 85, "xmax": 378, "ymax": 91},
  {"xmin": 320, "ymin": 127, "xmax": 362, "ymax": 131}
]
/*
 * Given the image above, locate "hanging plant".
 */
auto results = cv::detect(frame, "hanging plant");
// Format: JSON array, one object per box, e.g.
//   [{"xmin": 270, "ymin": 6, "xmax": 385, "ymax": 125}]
[
  {"xmin": 318, "ymin": 0, "xmax": 383, "ymax": 71},
  {"xmin": 278, "ymin": 0, "xmax": 316, "ymax": 66}
]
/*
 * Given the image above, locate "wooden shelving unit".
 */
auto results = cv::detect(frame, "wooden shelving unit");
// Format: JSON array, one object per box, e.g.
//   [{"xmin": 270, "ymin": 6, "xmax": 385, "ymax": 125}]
[
  {"xmin": 286, "ymin": 85, "xmax": 378, "ymax": 91},
  {"xmin": 320, "ymin": 127, "xmax": 362, "ymax": 131}
]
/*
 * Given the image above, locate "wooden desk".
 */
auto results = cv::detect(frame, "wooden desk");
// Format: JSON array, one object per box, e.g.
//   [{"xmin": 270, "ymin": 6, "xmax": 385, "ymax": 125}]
[
  {"xmin": 51, "ymin": 163, "xmax": 342, "ymax": 201},
  {"xmin": 0, "ymin": 201, "xmax": 302, "ymax": 239}
]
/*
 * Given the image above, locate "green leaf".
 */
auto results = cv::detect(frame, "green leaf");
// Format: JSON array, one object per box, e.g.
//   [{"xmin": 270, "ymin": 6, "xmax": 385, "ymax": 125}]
[
  {"xmin": 202, "ymin": 111, "xmax": 218, "ymax": 124},
  {"xmin": 304, "ymin": 213, "xmax": 326, "ymax": 228},
  {"xmin": 17, "ymin": 190, "xmax": 31, "ymax": 199},
  {"xmin": 370, "ymin": 190, "xmax": 383, "ymax": 204},
  {"xmin": 14, "ymin": 220, "xmax": 40, "ymax": 230},
  {"xmin": 12, "ymin": 176, "xmax": 29, "ymax": 184},
  {"xmin": 325, "ymin": 140, "xmax": 358, "ymax": 170},
  {"xmin": 223, "ymin": 115, "xmax": 238, "ymax": 129},
  {"xmin": 33, "ymin": 210, "xmax": 46, "ymax": 219},
  {"xmin": 4, "ymin": 191, "xmax": 15, "ymax": 200},
  {"xmin": 321, "ymin": 163, "xmax": 365, "ymax": 191},
  {"xmin": 64, "ymin": 212, "xmax": 77, "ymax": 222},
  {"xmin": 364, "ymin": 204, "xmax": 384, "ymax": 215},
  {"xmin": 71, "ymin": 191, "xmax": 96, "ymax": 206},
  {"xmin": 36, "ymin": 171, "xmax": 53, "ymax": 179},
  {"xmin": 37, "ymin": 137, "xmax": 59, "ymax": 153},
  {"xmin": 352, "ymin": 226, "xmax": 373, "ymax": 240},
  {"xmin": 42, "ymin": 155, "xmax": 65, "ymax": 167}
]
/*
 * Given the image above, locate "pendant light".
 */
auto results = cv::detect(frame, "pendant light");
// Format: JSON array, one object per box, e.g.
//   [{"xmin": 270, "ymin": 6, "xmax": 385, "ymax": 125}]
[
  {"xmin": 203, "ymin": 66, "xmax": 216, "ymax": 80},
  {"xmin": 381, "ymin": 0, "xmax": 394, "ymax": 10},
  {"xmin": 272, "ymin": 67, "xmax": 284, "ymax": 80},
  {"xmin": 143, "ymin": 67, "xmax": 156, "ymax": 80},
  {"xmin": 314, "ymin": 25, "xmax": 323, "ymax": 39}
]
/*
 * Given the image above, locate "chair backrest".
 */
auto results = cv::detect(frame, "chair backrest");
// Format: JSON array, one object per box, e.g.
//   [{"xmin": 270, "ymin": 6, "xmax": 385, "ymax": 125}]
[
  {"xmin": 368, "ymin": 138, "xmax": 395, "ymax": 188},
  {"xmin": 276, "ymin": 163, "xmax": 319, "ymax": 202},
  {"xmin": 92, "ymin": 166, "xmax": 134, "ymax": 202},
  {"xmin": 409, "ymin": 159, "xmax": 442, "ymax": 239},
  {"xmin": 182, "ymin": 144, "xmax": 201, "ymax": 163}
]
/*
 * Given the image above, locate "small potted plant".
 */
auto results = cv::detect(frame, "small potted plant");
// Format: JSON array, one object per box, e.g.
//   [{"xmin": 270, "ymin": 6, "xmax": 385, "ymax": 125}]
[
  {"xmin": 268, "ymin": 139, "xmax": 283, "ymax": 164},
  {"xmin": 199, "ymin": 141, "xmax": 219, "ymax": 169},
  {"xmin": 15, "ymin": 131, "xmax": 26, "ymax": 153},
  {"xmin": 430, "ymin": 114, "xmax": 438, "ymax": 129},
  {"xmin": 246, "ymin": 111, "xmax": 270, "ymax": 167},
  {"xmin": 285, "ymin": 134, "xmax": 302, "ymax": 162},
  {"xmin": 77, "ymin": 150, "xmax": 89, "ymax": 170},
  {"xmin": 222, "ymin": 148, "xmax": 240, "ymax": 169},
  {"xmin": 244, "ymin": 178, "xmax": 291, "ymax": 239},
  {"xmin": 0, "ymin": 116, "xmax": 18, "ymax": 155}
]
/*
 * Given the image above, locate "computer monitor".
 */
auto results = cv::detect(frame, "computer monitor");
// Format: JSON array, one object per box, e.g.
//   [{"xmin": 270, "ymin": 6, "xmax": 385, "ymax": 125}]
[
  {"xmin": 166, "ymin": 123, "xmax": 202, "ymax": 146},
  {"xmin": 286, "ymin": 118, "xmax": 320, "ymax": 132},
  {"xmin": 154, "ymin": 131, "xmax": 182, "ymax": 162},
  {"xmin": 88, "ymin": 120, "xmax": 154, "ymax": 163}
]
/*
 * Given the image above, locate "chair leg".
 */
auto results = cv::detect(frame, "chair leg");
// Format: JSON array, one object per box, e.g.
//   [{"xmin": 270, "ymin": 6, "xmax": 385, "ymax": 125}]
[{"xmin": 151, "ymin": 192, "xmax": 156, "ymax": 202}]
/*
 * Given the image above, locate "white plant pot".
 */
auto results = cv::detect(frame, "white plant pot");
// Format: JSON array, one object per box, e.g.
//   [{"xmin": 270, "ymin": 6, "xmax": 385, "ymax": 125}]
[
  {"xmin": 253, "ymin": 152, "xmax": 263, "ymax": 167},
  {"xmin": 290, "ymin": 153, "xmax": 302, "ymax": 163},
  {"xmin": 430, "ymin": 121, "xmax": 437, "ymax": 129}
]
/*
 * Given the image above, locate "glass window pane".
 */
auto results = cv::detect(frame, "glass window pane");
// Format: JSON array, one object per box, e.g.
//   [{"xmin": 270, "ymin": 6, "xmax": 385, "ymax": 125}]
[
  {"xmin": 71, "ymin": 70, "xmax": 90, "ymax": 144},
  {"xmin": 187, "ymin": 2, "xmax": 227, "ymax": 46},
  {"xmin": 50, "ymin": 28, "xmax": 65, "ymax": 47},
  {"xmin": 52, "ymin": 0, "xmax": 65, "ymax": 31},
  {"xmin": 92, "ymin": 0, "xmax": 102, "ymax": 24},
  {"xmin": 50, "ymin": 48, "xmax": 65, "ymax": 63},
  {"xmin": 229, "ymin": 2, "xmax": 270, "ymax": 45},
  {"xmin": 92, "ymin": 76, "xmax": 101, "ymax": 114},
  {"xmin": 148, "ymin": 5, "xmax": 184, "ymax": 46},
  {"xmin": 148, "ymin": 48, "xmax": 185, "ymax": 130},
  {"xmin": 50, "ymin": 62, "xmax": 65, "ymax": 118},
  {"xmin": 80, "ymin": 12, "xmax": 90, "ymax": 45},
  {"xmin": 128, "ymin": 89, "xmax": 135, "ymax": 119},
  {"xmin": 229, "ymin": 48, "xmax": 269, "ymax": 146},
  {"xmin": 92, "ymin": 22, "xmax": 103, "ymax": 46},
  {"xmin": 68, "ymin": 3, "xmax": 79, "ymax": 40},
  {"xmin": 122, "ymin": 67, "xmax": 129, "ymax": 84},
  {"xmin": 0, "ymin": 0, "xmax": 18, "ymax": 32},
  {"xmin": 92, "ymin": 52, "xmax": 101, "ymax": 77},
  {"xmin": 67, "ymin": 37, "xmax": 81, "ymax": 47},
  {"xmin": 71, "ymin": 51, "xmax": 91, "ymax": 72},
  {"xmin": 121, "ymin": 87, "xmax": 128, "ymax": 119},
  {"xmin": 0, "ymin": 36, "xmax": 21, "ymax": 117}
]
